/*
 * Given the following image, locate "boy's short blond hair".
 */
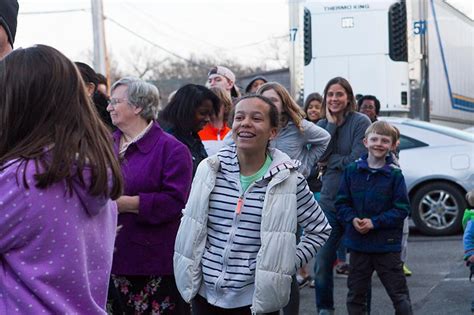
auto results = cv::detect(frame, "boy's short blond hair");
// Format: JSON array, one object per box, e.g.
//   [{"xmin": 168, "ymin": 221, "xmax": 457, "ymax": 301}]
[{"xmin": 365, "ymin": 121, "xmax": 398, "ymax": 143}]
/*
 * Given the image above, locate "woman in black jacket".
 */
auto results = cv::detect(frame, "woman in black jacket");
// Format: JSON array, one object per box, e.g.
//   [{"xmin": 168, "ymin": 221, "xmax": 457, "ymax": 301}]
[{"xmin": 158, "ymin": 84, "xmax": 220, "ymax": 176}]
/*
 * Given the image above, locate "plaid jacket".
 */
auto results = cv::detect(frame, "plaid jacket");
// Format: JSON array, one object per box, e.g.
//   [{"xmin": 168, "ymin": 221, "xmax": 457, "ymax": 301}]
[{"xmin": 336, "ymin": 155, "xmax": 410, "ymax": 253}]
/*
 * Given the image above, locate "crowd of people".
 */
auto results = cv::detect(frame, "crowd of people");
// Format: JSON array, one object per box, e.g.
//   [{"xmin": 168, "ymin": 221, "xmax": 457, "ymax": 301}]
[{"xmin": 3, "ymin": 1, "xmax": 473, "ymax": 315}]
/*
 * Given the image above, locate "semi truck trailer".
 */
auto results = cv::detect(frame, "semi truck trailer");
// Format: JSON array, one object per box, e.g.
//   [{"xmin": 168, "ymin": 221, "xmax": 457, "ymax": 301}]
[{"xmin": 290, "ymin": 0, "xmax": 474, "ymax": 127}]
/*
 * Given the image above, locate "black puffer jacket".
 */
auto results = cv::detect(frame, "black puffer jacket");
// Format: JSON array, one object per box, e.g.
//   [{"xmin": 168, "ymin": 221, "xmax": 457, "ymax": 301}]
[{"xmin": 161, "ymin": 123, "xmax": 207, "ymax": 177}]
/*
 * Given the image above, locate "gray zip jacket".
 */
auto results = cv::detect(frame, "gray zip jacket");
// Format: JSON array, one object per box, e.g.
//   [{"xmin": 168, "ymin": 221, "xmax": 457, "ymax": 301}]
[
  {"xmin": 223, "ymin": 120, "xmax": 330, "ymax": 178},
  {"xmin": 317, "ymin": 111, "xmax": 371, "ymax": 212},
  {"xmin": 270, "ymin": 119, "xmax": 330, "ymax": 178}
]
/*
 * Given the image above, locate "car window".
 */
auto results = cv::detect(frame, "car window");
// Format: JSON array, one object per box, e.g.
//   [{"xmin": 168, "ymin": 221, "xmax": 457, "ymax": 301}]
[
  {"xmin": 404, "ymin": 120, "xmax": 474, "ymax": 142},
  {"xmin": 399, "ymin": 135, "xmax": 428, "ymax": 150}
]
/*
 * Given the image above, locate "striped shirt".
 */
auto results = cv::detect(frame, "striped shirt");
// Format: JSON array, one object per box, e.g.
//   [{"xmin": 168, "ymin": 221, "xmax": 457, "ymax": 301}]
[{"xmin": 199, "ymin": 146, "xmax": 331, "ymax": 307}]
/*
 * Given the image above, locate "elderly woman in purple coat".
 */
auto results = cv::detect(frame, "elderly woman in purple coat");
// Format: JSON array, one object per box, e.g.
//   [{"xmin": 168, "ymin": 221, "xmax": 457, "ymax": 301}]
[{"xmin": 106, "ymin": 77, "xmax": 193, "ymax": 314}]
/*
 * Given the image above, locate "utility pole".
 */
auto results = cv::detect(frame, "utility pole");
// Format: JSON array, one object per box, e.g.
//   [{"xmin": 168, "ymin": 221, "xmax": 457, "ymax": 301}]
[
  {"xmin": 288, "ymin": 0, "xmax": 304, "ymax": 105},
  {"xmin": 418, "ymin": 0, "xmax": 430, "ymax": 122},
  {"xmin": 407, "ymin": 0, "xmax": 430, "ymax": 121},
  {"xmin": 91, "ymin": 0, "xmax": 110, "ymax": 82}
]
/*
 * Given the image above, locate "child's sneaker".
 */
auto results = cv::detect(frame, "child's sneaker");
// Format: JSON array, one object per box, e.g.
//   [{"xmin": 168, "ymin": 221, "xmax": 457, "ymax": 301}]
[
  {"xmin": 335, "ymin": 262, "xmax": 350, "ymax": 277},
  {"xmin": 296, "ymin": 274, "xmax": 311, "ymax": 289},
  {"xmin": 403, "ymin": 264, "xmax": 412, "ymax": 276}
]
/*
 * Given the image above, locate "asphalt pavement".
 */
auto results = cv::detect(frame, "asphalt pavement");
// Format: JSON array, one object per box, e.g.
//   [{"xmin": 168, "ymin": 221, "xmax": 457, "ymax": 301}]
[{"xmin": 298, "ymin": 230, "xmax": 472, "ymax": 315}]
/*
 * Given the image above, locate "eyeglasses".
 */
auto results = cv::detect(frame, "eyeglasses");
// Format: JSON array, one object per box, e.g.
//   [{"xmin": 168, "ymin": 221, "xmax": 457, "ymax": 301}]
[
  {"xmin": 360, "ymin": 104, "xmax": 376, "ymax": 110},
  {"xmin": 108, "ymin": 98, "xmax": 128, "ymax": 107}
]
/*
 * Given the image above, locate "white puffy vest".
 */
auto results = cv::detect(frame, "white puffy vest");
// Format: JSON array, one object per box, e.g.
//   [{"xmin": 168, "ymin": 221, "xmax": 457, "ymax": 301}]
[{"xmin": 174, "ymin": 154, "xmax": 298, "ymax": 314}]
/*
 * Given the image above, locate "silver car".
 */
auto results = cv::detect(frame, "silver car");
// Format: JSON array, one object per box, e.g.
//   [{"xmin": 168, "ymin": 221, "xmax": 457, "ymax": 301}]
[{"xmin": 380, "ymin": 117, "xmax": 474, "ymax": 235}]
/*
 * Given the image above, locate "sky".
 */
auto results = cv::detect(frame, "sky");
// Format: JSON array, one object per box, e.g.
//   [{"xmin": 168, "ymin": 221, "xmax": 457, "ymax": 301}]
[
  {"xmin": 14, "ymin": 0, "xmax": 473, "ymax": 75},
  {"xmin": 16, "ymin": 0, "xmax": 290, "ymax": 74},
  {"xmin": 446, "ymin": 0, "xmax": 474, "ymax": 18}
]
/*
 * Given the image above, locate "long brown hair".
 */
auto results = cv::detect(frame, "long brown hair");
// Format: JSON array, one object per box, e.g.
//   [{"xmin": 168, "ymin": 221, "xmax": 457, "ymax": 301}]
[
  {"xmin": 0, "ymin": 45, "xmax": 123, "ymax": 199},
  {"xmin": 320, "ymin": 77, "xmax": 357, "ymax": 119},
  {"xmin": 256, "ymin": 82, "xmax": 306, "ymax": 132},
  {"xmin": 210, "ymin": 86, "xmax": 233, "ymax": 123}
]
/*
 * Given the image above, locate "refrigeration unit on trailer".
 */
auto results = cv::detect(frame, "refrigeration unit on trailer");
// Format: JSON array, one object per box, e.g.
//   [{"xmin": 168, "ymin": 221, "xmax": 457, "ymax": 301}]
[{"xmin": 302, "ymin": 0, "xmax": 410, "ymax": 113}]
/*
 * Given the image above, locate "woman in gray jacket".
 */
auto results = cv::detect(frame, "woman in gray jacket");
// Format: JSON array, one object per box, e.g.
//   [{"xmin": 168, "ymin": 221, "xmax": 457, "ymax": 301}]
[{"xmin": 257, "ymin": 82, "xmax": 331, "ymax": 179}]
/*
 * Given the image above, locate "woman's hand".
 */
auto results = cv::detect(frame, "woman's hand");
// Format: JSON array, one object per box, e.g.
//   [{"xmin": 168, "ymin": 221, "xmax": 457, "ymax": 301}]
[
  {"xmin": 326, "ymin": 106, "xmax": 336, "ymax": 124},
  {"xmin": 326, "ymin": 106, "xmax": 345, "ymax": 126},
  {"xmin": 116, "ymin": 195, "xmax": 140, "ymax": 214}
]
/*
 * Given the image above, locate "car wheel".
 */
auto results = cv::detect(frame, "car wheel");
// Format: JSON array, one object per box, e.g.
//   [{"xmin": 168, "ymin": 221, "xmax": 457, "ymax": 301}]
[{"xmin": 411, "ymin": 182, "xmax": 466, "ymax": 235}]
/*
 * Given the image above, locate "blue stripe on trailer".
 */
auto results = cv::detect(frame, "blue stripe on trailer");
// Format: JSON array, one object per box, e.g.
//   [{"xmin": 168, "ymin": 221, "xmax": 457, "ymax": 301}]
[
  {"xmin": 430, "ymin": 0, "xmax": 457, "ymax": 112},
  {"xmin": 453, "ymin": 95, "xmax": 474, "ymax": 112}
]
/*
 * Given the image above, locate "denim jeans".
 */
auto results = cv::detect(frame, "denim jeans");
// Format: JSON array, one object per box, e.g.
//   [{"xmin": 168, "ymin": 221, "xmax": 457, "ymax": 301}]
[
  {"xmin": 336, "ymin": 242, "xmax": 347, "ymax": 262},
  {"xmin": 313, "ymin": 209, "xmax": 344, "ymax": 312}
]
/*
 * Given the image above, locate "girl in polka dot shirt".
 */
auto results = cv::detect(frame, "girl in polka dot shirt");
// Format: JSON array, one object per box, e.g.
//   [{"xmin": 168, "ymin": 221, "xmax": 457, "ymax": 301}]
[{"xmin": 0, "ymin": 45, "xmax": 123, "ymax": 314}]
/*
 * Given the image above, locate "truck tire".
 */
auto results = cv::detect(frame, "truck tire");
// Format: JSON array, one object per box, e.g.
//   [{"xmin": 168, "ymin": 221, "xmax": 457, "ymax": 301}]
[{"xmin": 411, "ymin": 182, "xmax": 466, "ymax": 236}]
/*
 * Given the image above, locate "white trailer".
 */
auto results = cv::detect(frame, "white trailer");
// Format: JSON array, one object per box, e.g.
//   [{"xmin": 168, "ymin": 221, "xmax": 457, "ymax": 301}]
[{"xmin": 290, "ymin": 0, "xmax": 474, "ymax": 127}]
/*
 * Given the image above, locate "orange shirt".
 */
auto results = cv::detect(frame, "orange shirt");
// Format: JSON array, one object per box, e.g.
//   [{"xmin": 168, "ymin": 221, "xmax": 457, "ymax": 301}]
[{"xmin": 198, "ymin": 123, "xmax": 231, "ymax": 141}]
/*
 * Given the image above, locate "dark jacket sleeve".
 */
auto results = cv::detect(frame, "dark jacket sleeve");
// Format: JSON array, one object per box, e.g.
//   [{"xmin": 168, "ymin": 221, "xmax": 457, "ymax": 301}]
[
  {"xmin": 137, "ymin": 145, "xmax": 193, "ymax": 225},
  {"xmin": 327, "ymin": 116, "xmax": 371, "ymax": 171},
  {"xmin": 371, "ymin": 170, "xmax": 410, "ymax": 229},
  {"xmin": 316, "ymin": 119, "xmax": 333, "ymax": 162},
  {"xmin": 335, "ymin": 164, "xmax": 358, "ymax": 224}
]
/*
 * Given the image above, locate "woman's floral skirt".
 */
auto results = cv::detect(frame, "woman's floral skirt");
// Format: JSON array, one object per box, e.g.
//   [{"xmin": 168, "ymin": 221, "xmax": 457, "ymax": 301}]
[{"xmin": 107, "ymin": 274, "xmax": 190, "ymax": 315}]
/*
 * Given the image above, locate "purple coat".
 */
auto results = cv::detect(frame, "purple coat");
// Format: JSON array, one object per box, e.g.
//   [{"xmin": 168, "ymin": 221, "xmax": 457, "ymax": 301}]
[
  {"xmin": 111, "ymin": 121, "xmax": 193, "ymax": 276},
  {"xmin": 0, "ymin": 159, "xmax": 117, "ymax": 314}
]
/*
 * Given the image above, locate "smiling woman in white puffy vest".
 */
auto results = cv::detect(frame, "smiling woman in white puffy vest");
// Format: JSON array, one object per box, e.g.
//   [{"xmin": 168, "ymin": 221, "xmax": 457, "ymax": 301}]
[{"xmin": 174, "ymin": 94, "xmax": 331, "ymax": 315}]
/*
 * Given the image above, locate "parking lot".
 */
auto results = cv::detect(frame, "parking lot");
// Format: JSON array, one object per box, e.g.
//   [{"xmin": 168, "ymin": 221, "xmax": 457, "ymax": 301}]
[{"xmin": 299, "ymin": 230, "xmax": 472, "ymax": 314}]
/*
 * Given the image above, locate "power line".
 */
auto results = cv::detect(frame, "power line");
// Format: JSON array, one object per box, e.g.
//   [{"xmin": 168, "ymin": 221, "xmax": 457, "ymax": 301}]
[
  {"xmin": 20, "ymin": 8, "xmax": 89, "ymax": 15},
  {"xmin": 105, "ymin": 16, "xmax": 210, "ymax": 70},
  {"xmin": 20, "ymin": 5, "xmax": 281, "ymax": 66},
  {"xmin": 211, "ymin": 5, "xmax": 283, "ymax": 26},
  {"xmin": 122, "ymin": 2, "xmax": 226, "ymax": 51},
  {"xmin": 229, "ymin": 34, "xmax": 288, "ymax": 49},
  {"xmin": 119, "ymin": 2, "xmax": 281, "ymax": 58}
]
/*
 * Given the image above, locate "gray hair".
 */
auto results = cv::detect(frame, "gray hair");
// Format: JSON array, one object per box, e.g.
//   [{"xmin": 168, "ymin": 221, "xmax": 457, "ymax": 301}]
[{"xmin": 111, "ymin": 77, "xmax": 160, "ymax": 121}]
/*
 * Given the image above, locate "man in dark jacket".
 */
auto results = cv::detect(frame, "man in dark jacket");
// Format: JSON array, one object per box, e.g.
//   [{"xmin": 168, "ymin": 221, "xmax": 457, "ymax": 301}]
[
  {"xmin": 0, "ymin": 0, "xmax": 18, "ymax": 59},
  {"xmin": 357, "ymin": 95, "xmax": 380, "ymax": 123},
  {"xmin": 75, "ymin": 62, "xmax": 115, "ymax": 129}
]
